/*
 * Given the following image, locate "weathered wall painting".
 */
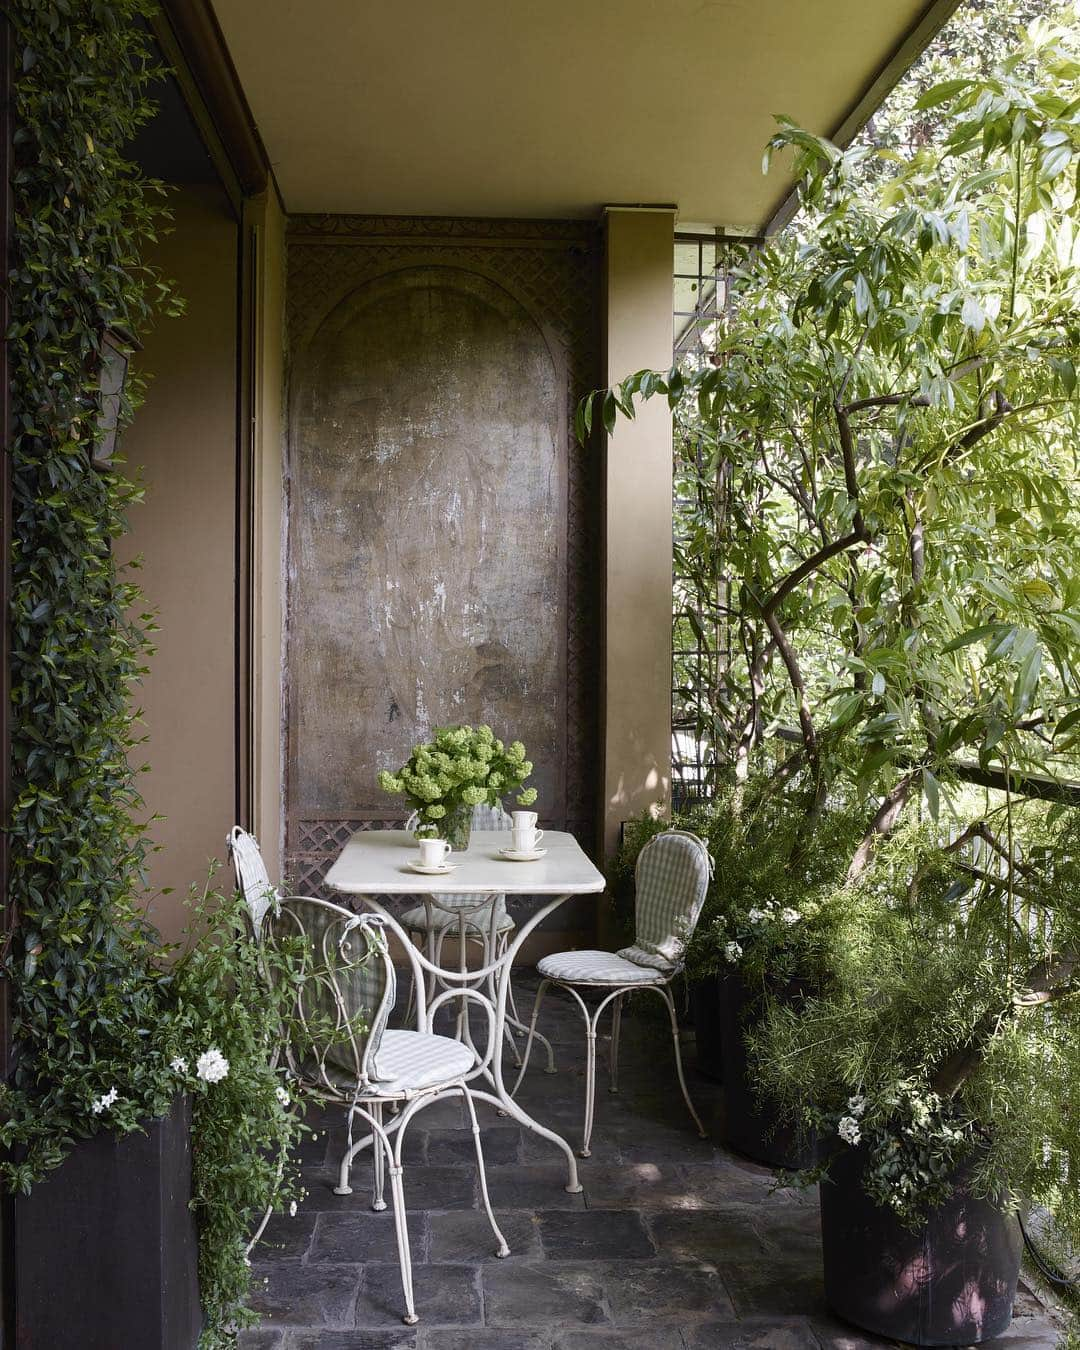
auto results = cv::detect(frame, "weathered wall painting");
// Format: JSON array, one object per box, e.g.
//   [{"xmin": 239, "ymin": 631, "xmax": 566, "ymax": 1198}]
[{"xmin": 285, "ymin": 217, "xmax": 600, "ymax": 896}]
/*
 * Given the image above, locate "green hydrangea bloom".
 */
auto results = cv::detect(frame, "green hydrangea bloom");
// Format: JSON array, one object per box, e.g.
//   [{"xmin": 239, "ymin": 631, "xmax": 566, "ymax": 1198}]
[
  {"xmin": 378, "ymin": 770, "xmax": 403, "ymax": 794},
  {"xmin": 507, "ymin": 741, "xmax": 526, "ymax": 763},
  {"xmin": 425, "ymin": 803, "xmax": 446, "ymax": 820},
  {"xmin": 461, "ymin": 784, "xmax": 487, "ymax": 806},
  {"xmin": 517, "ymin": 788, "xmax": 538, "ymax": 806}
]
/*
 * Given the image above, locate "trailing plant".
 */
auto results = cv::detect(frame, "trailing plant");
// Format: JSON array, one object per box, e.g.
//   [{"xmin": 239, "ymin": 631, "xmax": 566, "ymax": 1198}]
[
  {"xmin": 3, "ymin": 3, "xmax": 305, "ymax": 1342},
  {"xmin": 378, "ymin": 723, "xmax": 538, "ymax": 832},
  {"xmin": 749, "ymin": 806, "xmax": 1080, "ymax": 1243}
]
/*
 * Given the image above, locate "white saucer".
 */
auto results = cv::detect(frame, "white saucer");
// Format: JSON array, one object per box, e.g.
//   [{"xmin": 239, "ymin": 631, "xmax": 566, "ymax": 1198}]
[
  {"xmin": 405, "ymin": 860, "xmax": 458, "ymax": 876},
  {"xmin": 498, "ymin": 847, "xmax": 547, "ymax": 862}
]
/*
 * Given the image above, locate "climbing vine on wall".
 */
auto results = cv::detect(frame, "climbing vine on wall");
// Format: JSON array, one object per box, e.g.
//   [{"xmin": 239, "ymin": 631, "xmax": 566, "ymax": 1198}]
[
  {"xmin": 5, "ymin": 0, "xmax": 174, "ymax": 1162},
  {"xmin": 2, "ymin": 5, "xmax": 308, "ymax": 1343}
]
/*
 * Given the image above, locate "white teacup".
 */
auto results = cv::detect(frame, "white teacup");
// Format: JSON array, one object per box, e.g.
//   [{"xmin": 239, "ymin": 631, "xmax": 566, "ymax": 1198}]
[
  {"xmin": 512, "ymin": 811, "xmax": 539, "ymax": 831},
  {"xmin": 417, "ymin": 837, "xmax": 451, "ymax": 868},
  {"xmin": 511, "ymin": 825, "xmax": 544, "ymax": 853}
]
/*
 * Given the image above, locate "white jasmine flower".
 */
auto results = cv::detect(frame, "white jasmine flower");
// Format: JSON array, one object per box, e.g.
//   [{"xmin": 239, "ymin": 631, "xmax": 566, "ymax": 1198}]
[
  {"xmin": 780, "ymin": 907, "xmax": 801, "ymax": 926},
  {"xmin": 847, "ymin": 1094, "xmax": 866, "ymax": 1118},
  {"xmin": 275, "ymin": 1086, "xmax": 290, "ymax": 1107},
  {"xmin": 724, "ymin": 941, "xmax": 743, "ymax": 964},
  {"xmin": 747, "ymin": 907, "xmax": 768, "ymax": 925},
  {"xmin": 1042, "ymin": 1140, "xmax": 1053, "ymax": 1165},
  {"xmin": 170, "ymin": 1056, "xmax": 188, "ymax": 1075},
  {"xmin": 91, "ymin": 1087, "xmax": 119, "ymax": 1115},
  {"xmin": 196, "ymin": 1047, "xmax": 230, "ymax": 1084},
  {"xmin": 289, "ymin": 1200, "xmax": 298, "ymax": 1217},
  {"xmin": 838, "ymin": 1116, "xmax": 862, "ymax": 1146}
]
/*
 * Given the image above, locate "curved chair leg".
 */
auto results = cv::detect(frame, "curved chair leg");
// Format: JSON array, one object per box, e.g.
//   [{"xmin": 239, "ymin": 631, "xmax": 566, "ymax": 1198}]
[
  {"xmin": 370, "ymin": 1101, "xmax": 387, "ymax": 1210},
  {"xmin": 387, "ymin": 1162, "xmax": 418, "ymax": 1325},
  {"xmin": 656, "ymin": 983, "xmax": 707, "ymax": 1139},
  {"xmin": 462, "ymin": 1087, "xmax": 511, "ymax": 1258},
  {"xmin": 609, "ymin": 993, "xmax": 623, "ymax": 1094},
  {"xmin": 510, "ymin": 978, "xmax": 553, "ymax": 1097}
]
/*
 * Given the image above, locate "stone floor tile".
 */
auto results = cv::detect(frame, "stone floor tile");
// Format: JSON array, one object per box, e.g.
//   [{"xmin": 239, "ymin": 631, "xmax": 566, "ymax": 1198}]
[
  {"xmin": 310, "ymin": 1211, "xmax": 430, "ymax": 1264},
  {"xmin": 720, "ymin": 1260, "xmax": 828, "ymax": 1319},
  {"xmin": 483, "ymin": 1263, "xmax": 609, "ymax": 1328},
  {"xmin": 255, "ymin": 1211, "xmax": 318, "ymax": 1261},
  {"xmin": 681, "ymin": 1317, "xmax": 822, "ymax": 1348},
  {"xmin": 237, "ymin": 1330, "xmax": 285, "ymax": 1349},
  {"xmin": 752, "ymin": 1201, "xmax": 823, "ymax": 1258},
  {"xmin": 357, "ymin": 1263, "xmax": 482, "ymax": 1328},
  {"xmin": 428, "ymin": 1207, "xmax": 542, "ymax": 1262},
  {"xmin": 537, "ymin": 1210, "xmax": 655, "ymax": 1260},
  {"xmin": 552, "ymin": 1330, "xmax": 685, "ymax": 1350},
  {"xmin": 645, "ymin": 1208, "xmax": 766, "ymax": 1264},
  {"xmin": 486, "ymin": 1164, "xmax": 589, "ymax": 1211},
  {"xmin": 419, "ymin": 1332, "xmax": 550, "ymax": 1350},
  {"xmin": 583, "ymin": 1161, "xmax": 777, "ymax": 1211},
  {"xmin": 286, "ymin": 1332, "xmax": 419, "ymax": 1349},
  {"xmin": 248, "ymin": 1261, "xmax": 362, "ymax": 1328},
  {"xmin": 595, "ymin": 1260, "xmax": 734, "ymax": 1323},
  {"xmin": 425, "ymin": 1124, "xmax": 522, "ymax": 1166}
]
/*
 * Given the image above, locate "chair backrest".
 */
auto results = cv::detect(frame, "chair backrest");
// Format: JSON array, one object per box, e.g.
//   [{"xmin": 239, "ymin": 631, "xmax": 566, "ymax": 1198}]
[
  {"xmin": 227, "ymin": 826, "xmax": 280, "ymax": 931},
  {"xmin": 267, "ymin": 900, "xmax": 397, "ymax": 1093},
  {"xmin": 619, "ymin": 829, "xmax": 713, "ymax": 974},
  {"xmin": 407, "ymin": 801, "xmax": 513, "ymax": 918}
]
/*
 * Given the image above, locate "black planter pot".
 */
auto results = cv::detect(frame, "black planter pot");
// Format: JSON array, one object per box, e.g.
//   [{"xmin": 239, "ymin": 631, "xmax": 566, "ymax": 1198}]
[
  {"xmin": 690, "ymin": 975, "xmax": 723, "ymax": 1082},
  {"xmin": 15, "ymin": 1093, "xmax": 201, "ymax": 1349},
  {"xmin": 719, "ymin": 971, "xmax": 815, "ymax": 1169},
  {"xmin": 820, "ymin": 1144, "xmax": 1022, "ymax": 1346}
]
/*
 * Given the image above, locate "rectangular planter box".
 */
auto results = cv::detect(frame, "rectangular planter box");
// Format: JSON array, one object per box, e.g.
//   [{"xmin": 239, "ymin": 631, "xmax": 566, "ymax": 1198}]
[{"xmin": 15, "ymin": 1093, "xmax": 201, "ymax": 1349}]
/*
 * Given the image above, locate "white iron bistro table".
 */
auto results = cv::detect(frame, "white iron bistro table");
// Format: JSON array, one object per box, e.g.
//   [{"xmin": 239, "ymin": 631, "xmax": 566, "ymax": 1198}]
[{"xmin": 324, "ymin": 829, "xmax": 605, "ymax": 1193}]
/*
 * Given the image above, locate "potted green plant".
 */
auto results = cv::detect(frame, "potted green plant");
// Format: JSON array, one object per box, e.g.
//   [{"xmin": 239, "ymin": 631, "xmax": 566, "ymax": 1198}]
[
  {"xmin": 5, "ymin": 876, "xmax": 310, "ymax": 1349},
  {"xmin": 750, "ymin": 808, "xmax": 1080, "ymax": 1345},
  {"xmin": 378, "ymin": 723, "xmax": 538, "ymax": 850}
]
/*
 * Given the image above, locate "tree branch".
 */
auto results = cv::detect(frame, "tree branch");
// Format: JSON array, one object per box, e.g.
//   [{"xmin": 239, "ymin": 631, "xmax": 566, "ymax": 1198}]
[{"xmin": 846, "ymin": 772, "xmax": 918, "ymax": 884}]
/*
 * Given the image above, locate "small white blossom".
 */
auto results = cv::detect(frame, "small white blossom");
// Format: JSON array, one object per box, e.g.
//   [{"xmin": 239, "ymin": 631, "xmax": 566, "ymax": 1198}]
[
  {"xmin": 1042, "ymin": 1140, "xmax": 1053, "ymax": 1165},
  {"xmin": 838, "ymin": 1116, "xmax": 862, "ymax": 1146},
  {"xmin": 747, "ymin": 907, "xmax": 768, "ymax": 925},
  {"xmin": 91, "ymin": 1087, "xmax": 119, "ymax": 1115},
  {"xmin": 170, "ymin": 1056, "xmax": 188, "ymax": 1075},
  {"xmin": 196, "ymin": 1047, "xmax": 230, "ymax": 1084},
  {"xmin": 847, "ymin": 1094, "xmax": 866, "ymax": 1118},
  {"xmin": 780, "ymin": 907, "xmax": 801, "ymax": 926},
  {"xmin": 724, "ymin": 941, "xmax": 743, "ymax": 964},
  {"xmin": 289, "ymin": 1200, "xmax": 298, "ymax": 1217},
  {"xmin": 275, "ymin": 1086, "xmax": 290, "ymax": 1107}
]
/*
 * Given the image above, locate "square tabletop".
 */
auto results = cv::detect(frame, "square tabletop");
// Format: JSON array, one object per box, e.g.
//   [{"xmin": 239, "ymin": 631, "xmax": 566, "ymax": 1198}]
[{"xmin": 324, "ymin": 829, "xmax": 606, "ymax": 896}]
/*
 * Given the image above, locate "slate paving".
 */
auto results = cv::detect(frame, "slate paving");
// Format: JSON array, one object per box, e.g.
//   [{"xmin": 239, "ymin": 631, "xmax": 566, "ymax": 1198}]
[{"xmin": 241, "ymin": 977, "xmax": 1063, "ymax": 1349}]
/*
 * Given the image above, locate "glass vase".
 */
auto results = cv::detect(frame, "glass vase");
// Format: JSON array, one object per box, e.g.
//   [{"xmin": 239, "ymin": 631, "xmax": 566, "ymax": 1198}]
[{"xmin": 443, "ymin": 803, "xmax": 473, "ymax": 852}]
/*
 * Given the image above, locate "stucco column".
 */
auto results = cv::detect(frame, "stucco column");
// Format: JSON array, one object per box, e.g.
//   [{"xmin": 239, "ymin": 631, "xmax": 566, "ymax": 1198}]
[{"xmin": 601, "ymin": 206, "xmax": 675, "ymax": 860}]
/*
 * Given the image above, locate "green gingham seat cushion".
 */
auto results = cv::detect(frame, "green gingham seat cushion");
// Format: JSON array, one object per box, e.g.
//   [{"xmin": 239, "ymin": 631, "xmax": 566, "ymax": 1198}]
[
  {"xmin": 616, "ymin": 830, "xmax": 712, "ymax": 974},
  {"xmin": 536, "ymin": 948, "xmax": 666, "ymax": 985}
]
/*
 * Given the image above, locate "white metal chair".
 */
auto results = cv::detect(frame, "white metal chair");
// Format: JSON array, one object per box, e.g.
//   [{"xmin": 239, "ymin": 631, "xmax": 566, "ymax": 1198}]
[
  {"xmin": 227, "ymin": 827, "xmax": 509, "ymax": 1326},
  {"xmin": 401, "ymin": 802, "xmax": 554, "ymax": 1072},
  {"xmin": 512, "ymin": 829, "xmax": 713, "ymax": 1158}
]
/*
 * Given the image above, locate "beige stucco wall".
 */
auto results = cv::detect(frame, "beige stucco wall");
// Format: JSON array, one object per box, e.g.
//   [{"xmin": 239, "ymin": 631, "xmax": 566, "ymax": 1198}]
[
  {"xmin": 601, "ymin": 207, "xmax": 675, "ymax": 860},
  {"xmin": 118, "ymin": 184, "xmax": 239, "ymax": 942}
]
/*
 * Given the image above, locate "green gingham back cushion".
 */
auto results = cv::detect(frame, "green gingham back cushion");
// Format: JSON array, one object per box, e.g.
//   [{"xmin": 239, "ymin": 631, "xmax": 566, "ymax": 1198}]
[
  {"xmin": 412, "ymin": 801, "xmax": 514, "ymax": 921},
  {"xmin": 271, "ymin": 902, "xmax": 395, "ymax": 1085},
  {"xmin": 618, "ymin": 830, "xmax": 712, "ymax": 973}
]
